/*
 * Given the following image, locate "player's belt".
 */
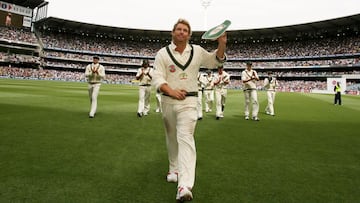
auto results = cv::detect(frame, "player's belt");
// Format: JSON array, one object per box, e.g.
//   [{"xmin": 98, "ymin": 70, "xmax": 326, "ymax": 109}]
[
  {"xmin": 244, "ymin": 88, "xmax": 256, "ymax": 91},
  {"xmin": 163, "ymin": 91, "xmax": 198, "ymax": 97},
  {"xmin": 186, "ymin": 92, "xmax": 198, "ymax": 96},
  {"xmin": 140, "ymin": 84, "xmax": 151, "ymax": 86}
]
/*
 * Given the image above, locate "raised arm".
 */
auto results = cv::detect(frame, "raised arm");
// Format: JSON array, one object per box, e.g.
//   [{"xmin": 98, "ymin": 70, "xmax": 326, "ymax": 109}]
[{"xmin": 216, "ymin": 33, "xmax": 227, "ymax": 61}]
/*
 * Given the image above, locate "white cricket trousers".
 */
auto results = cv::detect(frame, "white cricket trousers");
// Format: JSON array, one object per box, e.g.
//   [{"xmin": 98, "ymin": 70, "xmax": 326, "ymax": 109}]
[
  {"xmin": 244, "ymin": 89, "xmax": 259, "ymax": 118},
  {"xmin": 266, "ymin": 90, "xmax": 276, "ymax": 115},
  {"xmin": 197, "ymin": 90, "xmax": 203, "ymax": 118},
  {"xmin": 162, "ymin": 100, "xmax": 197, "ymax": 189},
  {"xmin": 155, "ymin": 92, "xmax": 162, "ymax": 112},
  {"xmin": 88, "ymin": 83, "xmax": 101, "ymax": 117},
  {"xmin": 137, "ymin": 85, "xmax": 151, "ymax": 114},
  {"xmin": 215, "ymin": 88, "xmax": 227, "ymax": 117},
  {"xmin": 204, "ymin": 90, "xmax": 214, "ymax": 112}
]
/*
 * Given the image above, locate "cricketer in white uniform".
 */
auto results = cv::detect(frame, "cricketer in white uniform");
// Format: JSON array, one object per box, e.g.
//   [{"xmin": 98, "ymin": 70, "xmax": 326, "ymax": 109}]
[
  {"xmin": 152, "ymin": 19, "xmax": 227, "ymax": 201},
  {"xmin": 213, "ymin": 65, "xmax": 230, "ymax": 120},
  {"xmin": 241, "ymin": 62, "xmax": 260, "ymax": 121},
  {"xmin": 196, "ymin": 72, "xmax": 206, "ymax": 120},
  {"xmin": 203, "ymin": 70, "xmax": 214, "ymax": 113},
  {"xmin": 85, "ymin": 55, "xmax": 105, "ymax": 118},
  {"xmin": 263, "ymin": 72, "xmax": 279, "ymax": 116},
  {"xmin": 136, "ymin": 59, "xmax": 153, "ymax": 117}
]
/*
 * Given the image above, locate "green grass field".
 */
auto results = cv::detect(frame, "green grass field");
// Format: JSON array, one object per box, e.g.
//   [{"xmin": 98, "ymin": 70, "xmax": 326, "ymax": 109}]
[{"xmin": 1, "ymin": 78, "xmax": 360, "ymax": 203}]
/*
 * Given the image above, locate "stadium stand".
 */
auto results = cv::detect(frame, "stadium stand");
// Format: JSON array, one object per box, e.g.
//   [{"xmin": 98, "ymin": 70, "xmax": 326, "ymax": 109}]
[{"xmin": 0, "ymin": 0, "xmax": 359, "ymax": 93}]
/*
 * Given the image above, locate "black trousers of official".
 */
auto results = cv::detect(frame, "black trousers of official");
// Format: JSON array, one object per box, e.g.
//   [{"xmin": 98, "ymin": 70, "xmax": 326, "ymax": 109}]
[{"xmin": 334, "ymin": 92, "xmax": 341, "ymax": 105}]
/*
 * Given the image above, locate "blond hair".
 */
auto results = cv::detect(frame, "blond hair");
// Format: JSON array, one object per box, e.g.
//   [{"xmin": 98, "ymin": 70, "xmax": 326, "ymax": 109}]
[{"xmin": 172, "ymin": 18, "xmax": 192, "ymax": 36}]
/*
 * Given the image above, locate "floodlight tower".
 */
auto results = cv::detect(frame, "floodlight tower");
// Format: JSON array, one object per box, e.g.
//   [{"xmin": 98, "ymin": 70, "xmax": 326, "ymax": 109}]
[{"xmin": 200, "ymin": 0, "xmax": 212, "ymax": 30}]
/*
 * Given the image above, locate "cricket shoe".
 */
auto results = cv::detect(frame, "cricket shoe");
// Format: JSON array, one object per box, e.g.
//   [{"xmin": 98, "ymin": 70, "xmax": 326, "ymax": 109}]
[
  {"xmin": 216, "ymin": 115, "xmax": 224, "ymax": 120},
  {"xmin": 176, "ymin": 186, "xmax": 193, "ymax": 202},
  {"xmin": 245, "ymin": 116, "xmax": 249, "ymax": 120},
  {"xmin": 166, "ymin": 172, "xmax": 178, "ymax": 183},
  {"xmin": 252, "ymin": 117, "xmax": 260, "ymax": 121}
]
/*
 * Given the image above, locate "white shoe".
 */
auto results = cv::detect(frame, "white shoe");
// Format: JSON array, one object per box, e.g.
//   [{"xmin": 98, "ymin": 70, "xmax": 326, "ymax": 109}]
[
  {"xmin": 245, "ymin": 116, "xmax": 249, "ymax": 120},
  {"xmin": 166, "ymin": 172, "xmax": 178, "ymax": 183},
  {"xmin": 266, "ymin": 111, "xmax": 270, "ymax": 115},
  {"xmin": 155, "ymin": 109, "xmax": 160, "ymax": 113},
  {"xmin": 176, "ymin": 186, "xmax": 193, "ymax": 201},
  {"xmin": 252, "ymin": 117, "xmax": 260, "ymax": 121}
]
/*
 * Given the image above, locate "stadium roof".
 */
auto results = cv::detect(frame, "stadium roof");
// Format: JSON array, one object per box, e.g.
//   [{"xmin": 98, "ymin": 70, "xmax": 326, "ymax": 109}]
[
  {"xmin": 2, "ymin": 0, "xmax": 46, "ymax": 9},
  {"xmin": 35, "ymin": 14, "xmax": 360, "ymax": 43},
  {"xmin": 227, "ymin": 14, "xmax": 360, "ymax": 41}
]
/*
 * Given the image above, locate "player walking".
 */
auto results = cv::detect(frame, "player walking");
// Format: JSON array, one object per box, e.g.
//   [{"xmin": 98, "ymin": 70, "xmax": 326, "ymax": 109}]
[
  {"xmin": 136, "ymin": 59, "xmax": 153, "ymax": 117},
  {"xmin": 85, "ymin": 55, "xmax": 105, "ymax": 118},
  {"xmin": 152, "ymin": 19, "xmax": 227, "ymax": 201},
  {"xmin": 241, "ymin": 62, "xmax": 260, "ymax": 121},
  {"xmin": 197, "ymin": 72, "xmax": 206, "ymax": 120},
  {"xmin": 263, "ymin": 72, "xmax": 278, "ymax": 116},
  {"xmin": 203, "ymin": 70, "xmax": 214, "ymax": 113},
  {"xmin": 213, "ymin": 65, "xmax": 230, "ymax": 120}
]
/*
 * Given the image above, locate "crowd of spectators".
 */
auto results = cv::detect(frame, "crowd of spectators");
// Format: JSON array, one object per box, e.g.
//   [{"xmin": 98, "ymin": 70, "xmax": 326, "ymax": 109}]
[
  {"xmin": 2, "ymin": 65, "xmax": 358, "ymax": 92},
  {"xmin": 37, "ymin": 30, "xmax": 360, "ymax": 73},
  {"xmin": 226, "ymin": 36, "xmax": 360, "ymax": 58},
  {"xmin": 0, "ymin": 66, "xmax": 133, "ymax": 84},
  {"xmin": 0, "ymin": 26, "xmax": 39, "ymax": 45},
  {"xmin": 40, "ymin": 32, "xmax": 161, "ymax": 56},
  {"xmin": 1, "ymin": 26, "xmax": 360, "ymax": 94},
  {"xmin": 226, "ymin": 58, "xmax": 360, "ymax": 68},
  {"xmin": 42, "ymin": 50, "xmax": 360, "ymax": 68},
  {"xmin": 43, "ymin": 51, "xmax": 145, "ymax": 64},
  {"xmin": 0, "ymin": 52, "xmax": 40, "ymax": 64},
  {"xmin": 225, "ymin": 69, "xmax": 360, "ymax": 78},
  {"xmin": 38, "ymin": 30, "xmax": 360, "ymax": 58}
]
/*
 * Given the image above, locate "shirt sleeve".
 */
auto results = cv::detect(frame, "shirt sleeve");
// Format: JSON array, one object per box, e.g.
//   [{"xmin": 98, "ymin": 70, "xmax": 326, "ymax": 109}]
[
  {"xmin": 136, "ymin": 68, "xmax": 142, "ymax": 78},
  {"xmin": 151, "ymin": 50, "xmax": 168, "ymax": 91},
  {"xmin": 85, "ymin": 64, "xmax": 92, "ymax": 77},
  {"xmin": 263, "ymin": 78, "xmax": 269, "ymax": 87},
  {"xmin": 98, "ymin": 65, "xmax": 105, "ymax": 78},
  {"xmin": 254, "ymin": 71, "xmax": 259, "ymax": 79},
  {"xmin": 198, "ymin": 46, "xmax": 225, "ymax": 69},
  {"xmin": 223, "ymin": 72, "xmax": 230, "ymax": 82},
  {"xmin": 241, "ymin": 71, "xmax": 247, "ymax": 81}
]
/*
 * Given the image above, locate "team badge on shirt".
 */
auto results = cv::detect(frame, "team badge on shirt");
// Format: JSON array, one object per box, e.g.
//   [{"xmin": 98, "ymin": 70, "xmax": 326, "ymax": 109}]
[
  {"xmin": 179, "ymin": 73, "xmax": 188, "ymax": 80},
  {"xmin": 169, "ymin": 65, "xmax": 176, "ymax": 73}
]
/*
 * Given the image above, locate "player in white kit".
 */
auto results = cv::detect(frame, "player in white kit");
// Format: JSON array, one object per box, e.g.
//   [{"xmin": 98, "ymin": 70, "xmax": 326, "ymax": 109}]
[
  {"xmin": 152, "ymin": 19, "xmax": 227, "ymax": 201},
  {"xmin": 241, "ymin": 62, "xmax": 260, "ymax": 121},
  {"xmin": 196, "ymin": 72, "xmax": 206, "ymax": 120},
  {"xmin": 85, "ymin": 55, "xmax": 105, "ymax": 118},
  {"xmin": 203, "ymin": 70, "xmax": 214, "ymax": 113},
  {"xmin": 213, "ymin": 65, "xmax": 230, "ymax": 120},
  {"xmin": 263, "ymin": 72, "xmax": 279, "ymax": 116},
  {"xmin": 136, "ymin": 59, "xmax": 153, "ymax": 117}
]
